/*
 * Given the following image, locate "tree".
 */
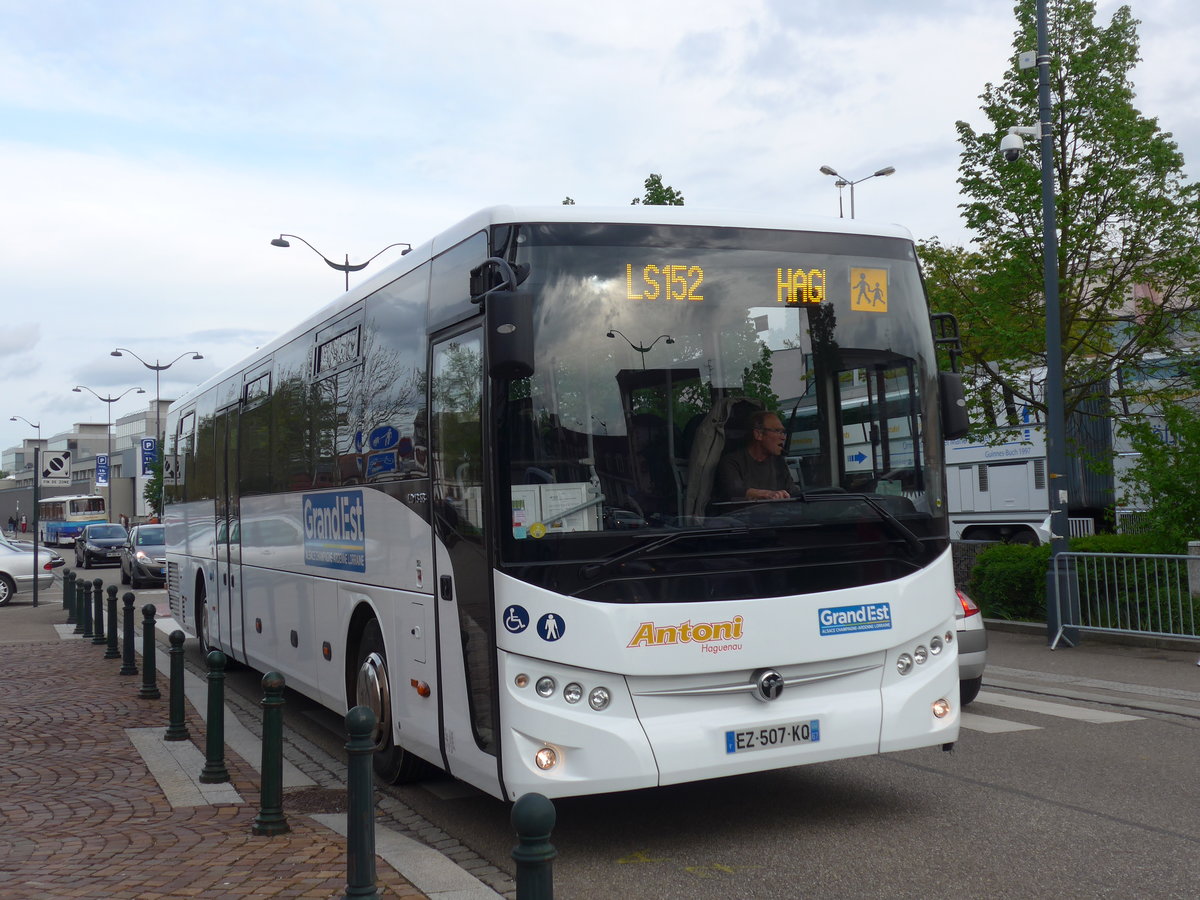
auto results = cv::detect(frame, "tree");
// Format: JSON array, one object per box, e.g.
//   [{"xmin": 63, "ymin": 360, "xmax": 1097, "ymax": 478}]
[
  {"xmin": 143, "ymin": 454, "xmax": 163, "ymax": 519},
  {"xmin": 632, "ymin": 173, "xmax": 684, "ymax": 206},
  {"xmin": 920, "ymin": 0, "xmax": 1200, "ymax": 433}
]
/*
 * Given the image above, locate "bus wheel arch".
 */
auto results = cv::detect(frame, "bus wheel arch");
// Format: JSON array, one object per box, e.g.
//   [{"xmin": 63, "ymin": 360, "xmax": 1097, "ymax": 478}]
[
  {"xmin": 347, "ymin": 609, "xmax": 433, "ymax": 784},
  {"xmin": 195, "ymin": 573, "xmax": 213, "ymax": 656}
]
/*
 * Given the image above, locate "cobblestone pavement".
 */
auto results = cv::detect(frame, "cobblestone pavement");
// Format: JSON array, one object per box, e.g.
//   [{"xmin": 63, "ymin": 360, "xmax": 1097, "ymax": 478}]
[{"xmin": 0, "ymin": 620, "xmax": 428, "ymax": 899}]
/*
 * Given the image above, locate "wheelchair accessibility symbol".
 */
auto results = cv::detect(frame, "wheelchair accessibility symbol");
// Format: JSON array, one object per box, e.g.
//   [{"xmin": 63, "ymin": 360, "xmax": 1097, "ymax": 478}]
[{"xmin": 503, "ymin": 605, "xmax": 529, "ymax": 634}]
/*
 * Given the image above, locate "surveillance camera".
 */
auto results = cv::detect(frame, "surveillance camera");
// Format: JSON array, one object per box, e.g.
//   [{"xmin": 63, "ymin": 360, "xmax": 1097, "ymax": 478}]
[{"xmin": 999, "ymin": 132, "xmax": 1024, "ymax": 162}]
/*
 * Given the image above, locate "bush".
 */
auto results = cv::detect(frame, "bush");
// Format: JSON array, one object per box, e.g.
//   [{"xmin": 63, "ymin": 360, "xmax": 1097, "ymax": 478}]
[{"xmin": 968, "ymin": 542, "xmax": 1051, "ymax": 621}]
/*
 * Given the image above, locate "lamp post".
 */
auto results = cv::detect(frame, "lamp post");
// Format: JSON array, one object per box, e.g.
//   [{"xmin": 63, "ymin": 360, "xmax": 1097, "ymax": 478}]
[
  {"xmin": 73, "ymin": 385, "xmax": 145, "ymax": 522},
  {"xmin": 271, "ymin": 234, "xmax": 412, "ymax": 291},
  {"xmin": 818, "ymin": 165, "xmax": 896, "ymax": 219},
  {"xmin": 9, "ymin": 415, "xmax": 41, "ymax": 441},
  {"xmin": 1029, "ymin": 0, "xmax": 1070, "ymax": 644},
  {"xmin": 9, "ymin": 415, "xmax": 43, "ymax": 604},
  {"xmin": 606, "ymin": 330, "xmax": 675, "ymax": 370},
  {"xmin": 110, "ymin": 349, "xmax": 204, "ymax": 449}
]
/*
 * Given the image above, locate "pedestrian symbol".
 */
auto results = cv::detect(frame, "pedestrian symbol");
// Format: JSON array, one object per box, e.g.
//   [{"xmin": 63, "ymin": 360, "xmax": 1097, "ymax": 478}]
[
  {"xmin": 850, "ymin": 267, "xmax": 888, "ymax": 313},
  {"xmin": 537, "ymin": 613, "xmax": 565, "ymax": 642}
]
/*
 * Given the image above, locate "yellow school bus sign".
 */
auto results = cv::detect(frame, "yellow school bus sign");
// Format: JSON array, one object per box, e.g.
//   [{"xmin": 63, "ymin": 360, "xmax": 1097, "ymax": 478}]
[{"xmin": 850, "ymin": 268, "xmax": 888, "ymax": 312}]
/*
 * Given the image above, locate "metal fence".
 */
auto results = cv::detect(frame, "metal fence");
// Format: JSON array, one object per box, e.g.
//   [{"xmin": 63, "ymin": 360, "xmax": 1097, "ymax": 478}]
[{"xmin": 1051, "ymin": 551, "xmax": 1200, "ymax": 649}]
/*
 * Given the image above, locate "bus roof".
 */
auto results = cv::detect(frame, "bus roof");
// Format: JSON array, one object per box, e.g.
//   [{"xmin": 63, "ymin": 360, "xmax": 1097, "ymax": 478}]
[{"xmin": 172, "ymin": 205, "xmax": 916, "ymax": 412}]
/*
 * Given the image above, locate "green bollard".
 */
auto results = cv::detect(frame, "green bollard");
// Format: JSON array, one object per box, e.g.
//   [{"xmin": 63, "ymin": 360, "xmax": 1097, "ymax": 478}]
[
  {"xmin": 119, "ymin": 593, "xmax": 138, "ymax": 676},
  {"xmin": 511, "ymin": 793, "xmax": 557, "ymax": 900},
  {"xmin": 92, "ymin": 579, "xmax": 107, "ymax": 646},
  {"xmin": 163, "ymin": 630, "xmax": 189, "ymax": 741},
  {"xmin": 105, "ymin": 585, "xmax": 121, "ymax": 659},
  {"xmin": 65, "ymin": 571, "xmax": 77, "ymax": 625},
  {"xmin": 342, "ymin": 705, "xmax": 379, "ymax": 900},
  {"xmin": 138, "ymin": 603, "xmax": 161, "ymax": 699},
  {"xmin": 199, "ymin": 650, "xmax": 230, "ymax": 784},
  {"xmin": 252, "ymin": 672, "xmax": 290, "ymax": 836},
  {"xmin": 78, "ymin": 579, "xmax": 93, "ymax": 639}
]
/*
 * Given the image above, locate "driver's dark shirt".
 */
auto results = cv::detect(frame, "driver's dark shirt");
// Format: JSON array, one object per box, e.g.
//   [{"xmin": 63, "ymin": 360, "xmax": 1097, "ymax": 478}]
[{"xmin": 714, "ymin": 447, "xmax": 801, "ymax": 501}]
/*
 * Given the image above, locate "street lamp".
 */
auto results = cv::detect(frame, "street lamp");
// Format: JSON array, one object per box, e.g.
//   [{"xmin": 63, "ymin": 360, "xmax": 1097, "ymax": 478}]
[
  {"xmin": 9, "ymin": 415, "xmax": 41, "ymax": 440},
  {"xmin": 606, "ymin": 330, "xmax": 675, "ymax": 370},
  {"xmin": 818, "ymin": 165, "xmax": 896, "ymax": 219},
  {"xmin": 110, "ymin": 349, "xmax": 204, "ymax": 448},
  {"xmin": 73, "ymin": 385, "xmax": 145, "ymax": 522},
  {"xmin": 271, "ymin": 234, "xmax": 413, "ymax": 291}
]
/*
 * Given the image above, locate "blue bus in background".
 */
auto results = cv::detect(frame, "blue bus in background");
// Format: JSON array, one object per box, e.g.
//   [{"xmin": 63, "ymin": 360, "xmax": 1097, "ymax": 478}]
[{"xmin": 37, "ymin": 494, "xmax": 106, "ymax": 546}]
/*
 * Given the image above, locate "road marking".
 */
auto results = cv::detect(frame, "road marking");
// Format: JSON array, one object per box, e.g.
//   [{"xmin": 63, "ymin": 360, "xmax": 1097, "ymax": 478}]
[
  {"xmin": 975, "ymin": 690, "xmax": 1142, "ymax": 724},
  {"xmin": 960, "ymin": 711, "xmax": 1040, "ymax": 733}
]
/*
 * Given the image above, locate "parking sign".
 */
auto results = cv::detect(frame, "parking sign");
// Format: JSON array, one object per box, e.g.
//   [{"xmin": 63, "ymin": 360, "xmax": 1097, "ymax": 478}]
[{"xmin": 141, "ymin": 438, "xmax": 157, "ymax": 476}]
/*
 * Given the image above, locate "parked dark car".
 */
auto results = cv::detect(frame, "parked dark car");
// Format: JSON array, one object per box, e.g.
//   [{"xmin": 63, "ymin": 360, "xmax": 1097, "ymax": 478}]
[
  {"xmin": 119, "ymin": 524, "xmax": 166, "ymax": 588},
  {"xmin": 74, "ymin": 523, "xmax": 129, "ymax": 569}
]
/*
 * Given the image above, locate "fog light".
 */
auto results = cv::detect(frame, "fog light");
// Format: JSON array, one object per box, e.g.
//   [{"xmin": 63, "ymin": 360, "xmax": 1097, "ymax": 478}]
[
  {"xmin": 588, "ymin": 686, "xmax": 611, "ymax": 710},
  {"xmin": 535, "ymin": 676, "xmax": 556, "ymax": 698},
  {"xmin": 563, "ymin": 682, "xmax": 583, "ymax": 704},
  {"xmin": 932, "ymin": 698, "xmax": 952, "ymax": 718},
  {"xmin": 896, "ymin": 653, "xmax": 914, "ymax": 675},
  {"xmin": 930, "ymin": 635, "xmax": 943, "ymax": 655},
  {"xmin": 534, "ymin": 747, "xmax": 559, "ymax": 770},
  {"xmin": 515, "ymin": 673, "xmax": 530, "ymax": 689},
  {"xmin": 914, "ymin": 645, "xmax": 929, "ymax": 665}
]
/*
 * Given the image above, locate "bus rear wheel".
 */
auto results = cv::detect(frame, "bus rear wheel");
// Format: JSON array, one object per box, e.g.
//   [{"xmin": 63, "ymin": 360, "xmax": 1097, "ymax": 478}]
[
  {"xmin": 354, "ymin": 619, "xmax": 433, "ymax": 784},
  {"xmin": 196, "ymin": 582, "xmax": 214, "ymax": 656}
]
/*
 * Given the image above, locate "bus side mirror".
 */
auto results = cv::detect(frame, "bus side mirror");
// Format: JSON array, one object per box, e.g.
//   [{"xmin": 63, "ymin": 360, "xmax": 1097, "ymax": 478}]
[
  {"xmin": 485, "ymin": 290, "xmax": 535, "ymax": 381},
  {"xmin": 940, "ymin": 371, "xmax": 970, "ymax": 440}
]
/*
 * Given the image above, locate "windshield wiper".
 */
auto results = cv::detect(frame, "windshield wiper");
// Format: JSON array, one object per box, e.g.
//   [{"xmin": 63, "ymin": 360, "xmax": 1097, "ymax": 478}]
[
  {"xmin": 795, "ymin": 491, "xmax": 924, "ymax": 557},
  {"xmin": 579, "ymin": 524, "xmax": 750, "ymax": 581}
]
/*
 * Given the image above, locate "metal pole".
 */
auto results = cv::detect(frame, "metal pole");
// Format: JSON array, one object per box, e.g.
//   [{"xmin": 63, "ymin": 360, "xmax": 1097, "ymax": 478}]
[
  {"xmin": 252, "ymin": 672, "xmax": 290, "ymax": 836},
  {"xmin": 1037, "ymin": 0, "xmax": 1071, "ymax": 643},
  {"xmin": 32, "ymin": 446, "xmax": 39, "ymax": 607}
]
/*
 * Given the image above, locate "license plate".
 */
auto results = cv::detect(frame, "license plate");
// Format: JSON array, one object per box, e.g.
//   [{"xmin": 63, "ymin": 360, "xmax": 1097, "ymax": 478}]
[{"xmin": 725, "ymin": 720, "xmax": 820, "ymax": 754}]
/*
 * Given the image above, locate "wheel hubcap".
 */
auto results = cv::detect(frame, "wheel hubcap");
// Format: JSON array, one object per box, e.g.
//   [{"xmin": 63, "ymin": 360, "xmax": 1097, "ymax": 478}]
[{"xmin": 355, "ymin": 652, "xmax": 390, "ymax": 746}]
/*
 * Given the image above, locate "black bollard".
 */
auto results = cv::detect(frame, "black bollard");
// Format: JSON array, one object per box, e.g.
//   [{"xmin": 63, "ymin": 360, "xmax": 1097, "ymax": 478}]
[
  {"xmin": 79, "ymin": 579, "xmax": 93, "ymax": 639},
  {"xmin": 65, "ymin": 572, "xmax": 78, "ymax": 626},
  {"xmin": 105, "ymin": 585, "xmax": 121, "ymax": 659},
  {"xmin": 92, "ymin": 578, "xmax": 107, "ymax": 645},
  {"xmin": 511, "ymin": 793, "xmax": 557, "ymax": 900},
  {"xmin": 343, "ymin": 705, "xmax": 379, "ymax": 900},
  {"xmin": 199, "ymin": 650, "xmax": 230, "ymax": 784},
  {"xmin": 119, "ymin": 593, "xmax": 139, "ymax": 676},
  {"xmin": 138, "ymin": 603, "xmax": 161, "ymax": 699},
  {"xmin": 164, "ymin": 630, "xmax": 189, "ymax": 741},
  {"xmin": 252, "ymin": 672, "xmax": 289, "ymax": 836}
]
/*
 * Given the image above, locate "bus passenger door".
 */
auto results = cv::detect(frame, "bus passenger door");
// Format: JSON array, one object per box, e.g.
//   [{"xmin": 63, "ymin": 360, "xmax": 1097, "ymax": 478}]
[
  {"xmin": 213, "ymin": 399, "xmax": 244, "ymax": 659},
  {"xmin": 429, "ymin": 328, "xmax": 501, "ymax": 795}
]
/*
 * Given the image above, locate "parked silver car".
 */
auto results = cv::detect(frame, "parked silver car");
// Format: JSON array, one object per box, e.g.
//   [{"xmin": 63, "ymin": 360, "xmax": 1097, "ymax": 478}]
[
  {"xmin": 0, "ymin": 535, "xmax": 59, "ymax": 606},
  {"xmin": 956, "ymin": 588, "xmax": 988, "ymax": 706}
]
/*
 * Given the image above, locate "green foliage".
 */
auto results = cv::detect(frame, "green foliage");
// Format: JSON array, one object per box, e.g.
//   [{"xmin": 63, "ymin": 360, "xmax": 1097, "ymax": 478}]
[
  {"xmin": 919, "ymin": 0, "xmax": 1200, "ymax": 435},
  {"xmin": 969, "ymin": 542, "xmax": 1051, "ymax": 620},
  {"xmin": 142, "ymin": 454, "xmax": 163, "ymax": 518},
  {"xmin": 632, "ymin": 174, "xmax": 684, "ymax": 206},
  {"xmin": 1070, "ymin": 531, "xmax": 1183, "ymax": 554},
  {"xmin": 1118, "ymin": 393, "xmax": 1200, "ymax": 548}
]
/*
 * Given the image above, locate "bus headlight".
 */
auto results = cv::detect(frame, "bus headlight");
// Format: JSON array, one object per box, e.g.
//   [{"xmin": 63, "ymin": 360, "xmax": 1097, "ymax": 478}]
[
  {"xmin": 535, "ymin": 676, "xmax": 556, "ymax": 698},
  {"xmin": 929, "ymin": 635, "xmax": 944, "ymax": 655},
  {"xmin": 896, "ymin": 653, "xmax": 914, "ymax": 675},
  {"xmin": 588, "ymin": 686, "xmax": 611, "ymax": 711},
  {"xmin": 563, "ymin": 682, "xmax": 583, "ymax": 704},
  {"xmin": 914, "ymin": 645, "xmax": 929, "ymax": 665}
]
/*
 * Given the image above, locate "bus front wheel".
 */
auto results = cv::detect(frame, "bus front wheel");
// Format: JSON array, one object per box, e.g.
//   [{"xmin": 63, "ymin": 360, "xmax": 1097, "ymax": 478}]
[{"xmin": 354, "ymin": 619, "xmax": 432, "ymax": 784}]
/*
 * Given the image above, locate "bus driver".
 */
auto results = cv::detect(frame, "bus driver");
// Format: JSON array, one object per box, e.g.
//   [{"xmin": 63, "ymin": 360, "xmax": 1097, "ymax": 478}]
[{"xmin": 715, "ymin": 411, "xmax": 802, "ymax": 502}]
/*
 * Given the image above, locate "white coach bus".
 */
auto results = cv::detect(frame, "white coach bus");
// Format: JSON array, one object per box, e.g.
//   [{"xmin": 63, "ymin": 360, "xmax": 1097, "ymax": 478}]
[{"xmin": 164, "ymin": 205, "xmax": 966, "ymax": 800}]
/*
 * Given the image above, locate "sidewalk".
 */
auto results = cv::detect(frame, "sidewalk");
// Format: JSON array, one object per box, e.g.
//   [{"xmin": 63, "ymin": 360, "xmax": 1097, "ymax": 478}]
[{"xmin": 0, "ymin": 590, "xmax": 505, "ymax": 900}]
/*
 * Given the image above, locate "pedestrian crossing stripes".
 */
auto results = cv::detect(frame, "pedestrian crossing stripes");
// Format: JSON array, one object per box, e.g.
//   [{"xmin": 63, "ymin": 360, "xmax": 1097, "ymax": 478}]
[{"xmin": 961, "ymin": 690, "xmax": 1143, "ymax": 734}]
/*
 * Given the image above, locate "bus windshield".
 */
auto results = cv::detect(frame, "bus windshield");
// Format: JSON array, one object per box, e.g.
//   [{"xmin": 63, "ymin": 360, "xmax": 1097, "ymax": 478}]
[{"xmin": 496, "ymin": 223, "xmax": 946, "ymax": 601}]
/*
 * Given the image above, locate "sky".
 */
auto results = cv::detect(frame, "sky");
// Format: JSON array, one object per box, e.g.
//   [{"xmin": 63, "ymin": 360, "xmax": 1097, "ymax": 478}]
[{"xmin": 2, "ymin": 0, "xmax": 1198, "ymax": 459}]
